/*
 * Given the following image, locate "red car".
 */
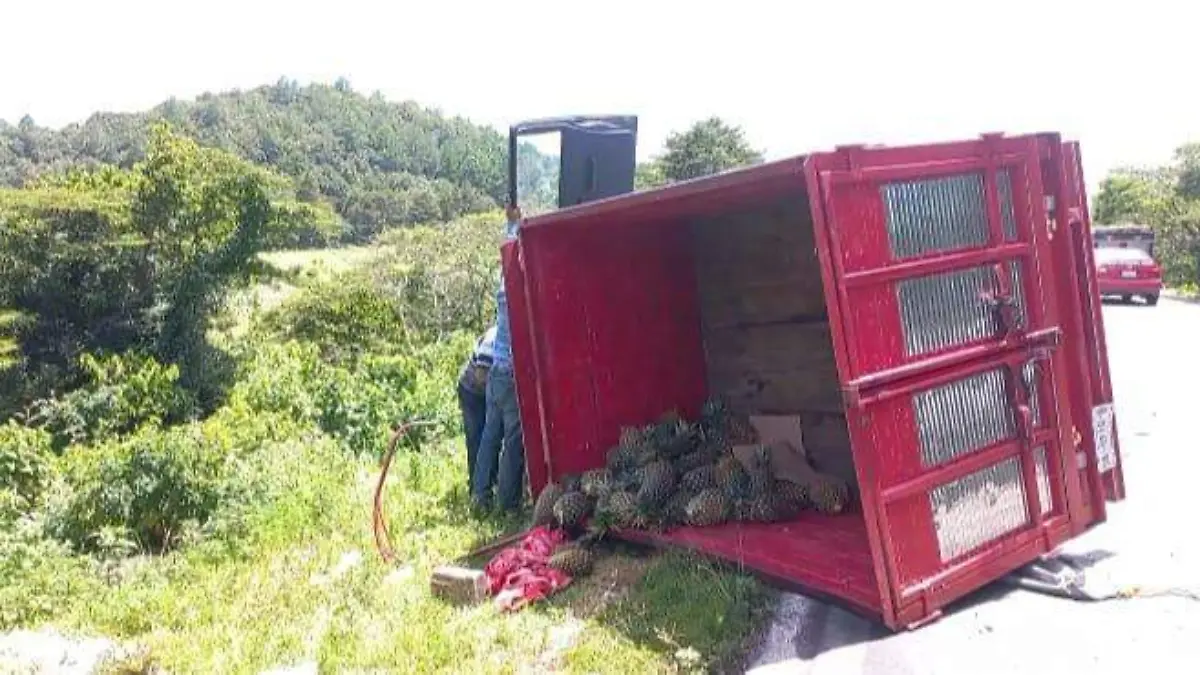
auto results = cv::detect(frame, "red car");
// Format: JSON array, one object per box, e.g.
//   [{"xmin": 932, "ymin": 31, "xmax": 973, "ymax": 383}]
[{"xmin": 1094, "ymin": 246, "xmax": 1162, "ymax": 305}]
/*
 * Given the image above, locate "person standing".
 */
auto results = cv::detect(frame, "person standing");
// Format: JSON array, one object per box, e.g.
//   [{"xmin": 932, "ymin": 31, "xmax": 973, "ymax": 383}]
[
  {"xmin": 471, "ymin": 204, "xmax": 526, "ymax": 513},
  {"xmin": 458, "ymin": 325, "xmax": 497, "ymax": 492}
]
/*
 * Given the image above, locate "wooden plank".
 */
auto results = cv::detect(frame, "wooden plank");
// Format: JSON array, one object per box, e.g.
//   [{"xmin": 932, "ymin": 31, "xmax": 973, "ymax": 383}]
[{"xmin": 703, "ymin": 322, "xmax": 844, "ymax": 414}]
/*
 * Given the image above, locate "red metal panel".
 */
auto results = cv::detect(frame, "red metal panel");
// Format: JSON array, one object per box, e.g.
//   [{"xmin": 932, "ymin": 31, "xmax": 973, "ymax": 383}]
[
  {"xmin": 1061, "ymin": 141, "xmax": 1126, "ymax": 503},
  {"xmin": 502, "ymin": 240, "xmax": 550, "ymax": 496},
  {"xmin": 511, "ymin": 220, "xmax": 708, "ymax": 495},
  {"xmin": 617, "ymin": 514, "xmax": 882, "ymax": 617},
  {"xmin": 810, "ymin": 135, "xmax": 1079, "ymax": 627}
]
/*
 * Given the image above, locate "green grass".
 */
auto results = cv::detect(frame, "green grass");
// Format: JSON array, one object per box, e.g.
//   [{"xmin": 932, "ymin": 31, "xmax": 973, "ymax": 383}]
[
  {"xmin": 4, "ymin": 235, "xmax": 776, "ymax": 673},
  {"xmin": 6, "ymin": 438, "xmax": 773, "ymax": 674},
  {"xmin": 261, "ymin": 245, "xmax": 389, "ymax": 275}
]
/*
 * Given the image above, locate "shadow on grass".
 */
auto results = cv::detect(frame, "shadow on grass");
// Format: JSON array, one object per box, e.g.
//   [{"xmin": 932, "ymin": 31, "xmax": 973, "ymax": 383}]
[{"xmin": 523, "ymin": 542, "xmax": 780, "ymax": 674}]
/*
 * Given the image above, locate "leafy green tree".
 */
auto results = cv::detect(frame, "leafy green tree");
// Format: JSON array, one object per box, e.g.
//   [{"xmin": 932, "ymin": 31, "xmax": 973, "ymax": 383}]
[
  {"xmin": 658, "ymin": 117, "xmax": 763, "ymax": 182},
  {"xmin": 1092, "ymin": 169, "xmax": 1172, "ymax": 224},
  {"xmin": 0, "ymin": 123, "xmax": 328, "ymax": 414},
  {"xmin": 635, "ymin": 160, "xmax": 667, "ymax": 190},
  {"xmin": 1093, "ymin": 144, "xmax": 1200, "ymax": 287}
]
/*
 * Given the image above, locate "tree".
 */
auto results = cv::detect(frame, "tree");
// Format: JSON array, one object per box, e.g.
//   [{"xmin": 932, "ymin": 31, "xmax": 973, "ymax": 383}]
[
  {"xmin": 634, "ymin": 160, "xmax": 667, "ymax": 190},
  {"xmin": 0, "ymin": 123, "xmax": 330, "ymax": 413},
  {"xmin": 658, "ymin": 117, "xmax": 763, "ymax": 182},
  {"xmin": 1092, "ymin": 170, "xmax": 1171, "ymax": 224},
  {"xmin": 1093, "ymin": 143, "xmax": 1200, "ymax": 287}
]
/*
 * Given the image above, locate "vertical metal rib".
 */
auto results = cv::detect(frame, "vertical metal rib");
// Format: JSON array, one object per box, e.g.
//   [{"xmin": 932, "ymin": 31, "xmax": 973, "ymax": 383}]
[
  {"xmin": 898, "ymin": 266, "xmax": 994, "ymax": 356},
  {"xmin": 997, "ymin": 168, "xmax": 1018, "ymax": 242},
  {"xmin": 882, "ymin": 173, "xmax": 989, "ymax": 258},
  {"xmin": 1021, "ymin": 359, "xmax": 1043, "ymax": 428},
  {"xmin": 929, "ymin": 457, "xmax": 1030, "ymax": 561},
  {"xmin": 914, "ymin": 368, "xmax": 1015, "ymax": 467},
  {"xmin": 1033, "ymin": 445, "xmax": 1053, "ymax": 515},
  {"xmin": 1007, "ymin": 258, "xmax": 1028, "ymax": 321}
]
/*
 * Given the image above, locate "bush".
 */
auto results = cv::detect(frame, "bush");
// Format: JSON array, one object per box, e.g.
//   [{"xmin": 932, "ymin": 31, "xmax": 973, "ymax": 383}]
[
  {"xmin": 46, "ymin": 424, "xmax": 238, "ymax": 553},
  {"xmin": 25, "ymin": 351, "xmax": 196, "ymax": 450},
  {"xmin": 0, "ymin": 420, "xmax": 55, "ymax": 513},
  {"xmin": 260, "ymin": 272, "xmax": 410, "ymax": 362},
  {"xmin": 373, "ymin": 211, "xmax": 502, "ymax": 342},
  {"xmin": 228, "ymin": 334, "xmax": 469, "ymax": 457}
]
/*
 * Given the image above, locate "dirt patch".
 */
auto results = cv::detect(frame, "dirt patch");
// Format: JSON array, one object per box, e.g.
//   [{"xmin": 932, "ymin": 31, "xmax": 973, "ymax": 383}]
[{"xmin": 558, "ymin": 546, "xmax": 657, "ymax": 618}]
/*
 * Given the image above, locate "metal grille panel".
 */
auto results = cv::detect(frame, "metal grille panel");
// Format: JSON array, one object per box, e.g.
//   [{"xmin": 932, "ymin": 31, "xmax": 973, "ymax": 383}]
[
  {"xmin": 897, "ymin": 264, "xmax": 1030, "ymax": 357},
  {"xmin": 1033, "ymin": 445, "xmax": 1053, "ymax": 515},
  {"xmin": 929, "ymin": 457, "xmax": 1030, "ymax": 562},
  {"xmin": 915, "ymin": 369, "xmax": 1015, "ymax": 467},
  {"xmin": 997, "ymin": 168, "xmax": 1018, "ymax": 241},
  {"xmin": 882, "ymin": 174, "xmax": 989, "ymax": 258},
  {"xmin": 898, "ymin": 266, "xmax": 990, "ymax": 356}
]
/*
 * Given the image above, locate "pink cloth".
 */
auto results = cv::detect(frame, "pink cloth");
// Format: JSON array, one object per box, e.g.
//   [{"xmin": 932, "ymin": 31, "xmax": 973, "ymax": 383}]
[{"xmin": 484, "ymin": 526, "xmax": 572, "ymax": 611}]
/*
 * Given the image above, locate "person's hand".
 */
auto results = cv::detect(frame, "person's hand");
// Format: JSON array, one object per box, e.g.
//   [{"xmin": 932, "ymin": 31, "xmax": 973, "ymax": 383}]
[{"xmin": 505, "ymin": 203, "xmax": 522, "ymax": 223}]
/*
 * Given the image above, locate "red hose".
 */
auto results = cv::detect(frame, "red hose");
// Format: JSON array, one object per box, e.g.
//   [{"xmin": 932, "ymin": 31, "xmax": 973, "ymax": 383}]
[{"xmin": 373, "ymin": 420, "xmax": 433, "ymax": 564}]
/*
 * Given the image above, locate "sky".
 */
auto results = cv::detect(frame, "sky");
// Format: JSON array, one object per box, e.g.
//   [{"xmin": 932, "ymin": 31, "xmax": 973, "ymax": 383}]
[{"xmin": 1, "ymin": 0, "xmax": 1195, "ymax": 196}]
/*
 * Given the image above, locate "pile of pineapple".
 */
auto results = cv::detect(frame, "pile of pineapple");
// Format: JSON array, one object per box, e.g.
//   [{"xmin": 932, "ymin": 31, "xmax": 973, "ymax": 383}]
[{"xmin": 535, "ymin": 397, "xmax": 851, "ymax": 577}]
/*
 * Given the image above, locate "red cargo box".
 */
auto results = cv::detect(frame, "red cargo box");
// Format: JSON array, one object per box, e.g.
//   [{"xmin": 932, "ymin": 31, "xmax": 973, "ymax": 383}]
[{"xmin": 501, "ymin": 132, "xmax": 1125, "ymax": 630}]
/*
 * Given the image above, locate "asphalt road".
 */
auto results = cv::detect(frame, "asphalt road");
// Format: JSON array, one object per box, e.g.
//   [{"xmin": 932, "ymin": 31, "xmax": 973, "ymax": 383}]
[{"xmin": 747, "ymin": 296, "xmax": 1200, "ymax": 675}]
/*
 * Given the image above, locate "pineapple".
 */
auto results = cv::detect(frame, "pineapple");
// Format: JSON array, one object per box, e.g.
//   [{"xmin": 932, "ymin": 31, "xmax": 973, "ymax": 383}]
[
  {"xmin": 662, "ymin": 488, "xmax": 695, "ymax": 528},
  {"xmin": 549, "ymin": 542, "xmax": 594, "ymax": 576},
  {"xmin": 559, "ymin": 473, "xmax": 583, "ymax": 494},
  {"xmin": 532, "ymin": 482, "xmax": 564, "ymax": 527},
  {"xmin": 636, "ymin": 460, "xmax": 677, "ymax": 508},
  {"xmin": 807, "ymin": 476, "xmax": 851, "ymax": 515},
  {"xmin": 680, "ymin": 464, "xmax": 717, "ymax": 493},
  {"xmin": 581, "ymin": 468, "xmax": 613, "ymax": 498},
  {"xmin": 731, "ymin": 498, "xmax": 755, "ymax": 522},
  {"xmin": 726, "ymin": 413, "xmax": 758, "ymax": 445},
  {"xmin": 605, "ymin": 444, "xmax": 638, "ymax": 473},
  {"xmin": 746, "ymin": 445, "xmax": 774, "ymax": 499},
  {"xmin": 747, "ymin": 496, "xmax": 778, "ymax": 523},
  {"xmin": 604, "ymin": 490, "xmax": 638, "ymax": 527},
  {"xmin": 673, "ymin": 442, "xmax": 721, "ymax": 474},
  {"xmin": 791, "ymin": 460, "xmax": 851, "ymax": 515},
  {"xmin": 685, "ymin": 489, "xmax": 730, "ymax": 527},
  {"xmin": 628, "ymin": 501, "xmax": 659, "ymax": 530},
  {"xmin": 770, "ymin": 490, "xmax": 805, "ymax": 522},
  {"xmin": 652, "ymin": 415, "xmax": 695, "ymax": 460},
  {"xmin": 773, "ymin": 480, "xmax": 808, "ymax": 511},
  {"xmin": 553, "ymin": 491, "xmax": 591, "ymax": 528},
  {"xmin": 714, "ymin": 453, "xmax": 750, "ymax": 500},
  {"xmin": 619, "ymin": 425, "xmax": 648, "ymax": 450}
]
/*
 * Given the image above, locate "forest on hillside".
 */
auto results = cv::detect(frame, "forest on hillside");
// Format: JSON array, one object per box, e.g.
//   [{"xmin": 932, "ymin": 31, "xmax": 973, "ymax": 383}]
[{"xmin": 0, "ymin": 78, "xmax": 558, "ymax": 244}]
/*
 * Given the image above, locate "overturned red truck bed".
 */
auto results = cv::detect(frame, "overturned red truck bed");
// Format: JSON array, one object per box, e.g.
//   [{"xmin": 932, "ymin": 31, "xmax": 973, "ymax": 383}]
[{"xmin": 500, "ymin": 133, "xmax": 1125, "ymax": 630}]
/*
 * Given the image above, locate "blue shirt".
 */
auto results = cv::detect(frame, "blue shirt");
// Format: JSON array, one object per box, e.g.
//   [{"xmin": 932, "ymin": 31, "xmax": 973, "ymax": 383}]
[
  {"xmin": 458, "ymin": 325, "xmax": 498, "ymax": 394},
  {"xmin": 492, "ymin": 218, "xmax": 520, "ymax": 370}
]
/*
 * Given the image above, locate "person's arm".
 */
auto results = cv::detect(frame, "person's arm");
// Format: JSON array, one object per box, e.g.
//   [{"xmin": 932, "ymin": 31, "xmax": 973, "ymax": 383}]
[{"xmin": 504, "ymin": 204, "xmax": 522, "ymax": 241}]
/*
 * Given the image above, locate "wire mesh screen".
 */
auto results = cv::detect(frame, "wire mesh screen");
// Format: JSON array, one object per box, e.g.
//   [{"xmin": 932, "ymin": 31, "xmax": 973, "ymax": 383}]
[
  {"xmin": 882, "ymin": 174, "xmax": 988, "ymax": 258},
  {"xmin": 997, "ymin": 168, "xmax": 1018, "ymax": 242},
  {"xmin": 897, "ymin": 263, "xmax": 1030, "ymax": 357},
  {"xmin": 881, "ymin": 170, "xmax": 1021, "ymax": 259},
  {"xmin": 929, "ymin": 456, "xmax": 1030, "ymax": 562},
  {"xmin": 915, "ymin": 368, "xmax": 1015, "ymax": 467}
]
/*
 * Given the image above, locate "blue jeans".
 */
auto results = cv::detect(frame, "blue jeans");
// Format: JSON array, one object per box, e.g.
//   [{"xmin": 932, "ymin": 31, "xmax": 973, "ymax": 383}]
[
  {"xmin": 471, "ymin": 366, "xmax": 525, "ymax": 511},
  {"xmin": 457, "ymin": 383, "xmax": 487, "ymax": 492}
]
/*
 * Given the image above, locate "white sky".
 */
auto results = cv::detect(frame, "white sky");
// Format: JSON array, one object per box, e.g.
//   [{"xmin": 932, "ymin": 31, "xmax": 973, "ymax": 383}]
[{"xmin": 1, "ymin": 0, "xmax": 1194, "ymax": 196}]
